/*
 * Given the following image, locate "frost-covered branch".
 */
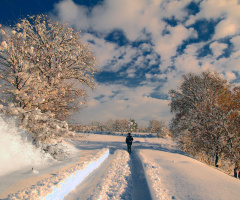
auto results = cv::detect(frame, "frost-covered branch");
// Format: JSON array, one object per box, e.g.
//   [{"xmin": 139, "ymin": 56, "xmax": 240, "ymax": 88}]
[{"xmin": 0, "ymin": 15, "xmax": 98, "ymax": 120}]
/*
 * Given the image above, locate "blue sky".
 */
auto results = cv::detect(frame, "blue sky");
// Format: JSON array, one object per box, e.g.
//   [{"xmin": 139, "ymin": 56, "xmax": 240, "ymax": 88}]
[{"xmin": 1, "ymin": 0, "xmax": 240, "ymax": 126}]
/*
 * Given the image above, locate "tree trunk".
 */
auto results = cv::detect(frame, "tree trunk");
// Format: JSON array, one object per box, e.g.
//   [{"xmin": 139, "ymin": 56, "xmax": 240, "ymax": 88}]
[
  {"xmin": 214, "ymin": 144, "xmax": 219, "ymax": 167},
  {"xmin": 234, "ymin": 167, "xmax": 238, "ymax": 178},
  {"xmin": 233, "ymin": 161, "xmax": 240, "ymax": 179},
  {"xmin": 215, "ymin": 152, "xmax": 219, "ymax": 167}
]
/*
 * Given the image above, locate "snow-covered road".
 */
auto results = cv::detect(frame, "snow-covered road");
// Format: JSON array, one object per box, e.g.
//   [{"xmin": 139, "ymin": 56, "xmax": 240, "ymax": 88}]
[
  {"xmin": 1, "ymin": 132, "xmax": 240, "ymax": 200},
  {"xmin": 64, "ymin": 135, "xmax": 153, "ymax": 200}
]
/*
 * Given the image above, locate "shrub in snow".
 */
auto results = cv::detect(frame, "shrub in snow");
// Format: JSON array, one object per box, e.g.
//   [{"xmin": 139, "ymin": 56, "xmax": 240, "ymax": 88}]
[
  {"xmin": 19, "ymin": 109, "xmax": 69, "ymax": 143},
  {"xmin": 157, "ymin": 126, "xmax": 172, "ymax": 139},
  {"xmin": 0, "ymin": 103, "xmax": 77, "ymax": 160}
]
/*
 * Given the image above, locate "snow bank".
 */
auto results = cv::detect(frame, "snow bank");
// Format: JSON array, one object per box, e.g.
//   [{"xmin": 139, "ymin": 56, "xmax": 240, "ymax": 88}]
[
  {"xmin": 139, "ymin": 150, "xmax": 170, "ymax": 200},
  {"xmin": 91, "ymin": 150, "xmax": 132, "ymax": 200},
  {"xmin": 5, "ymin": 149, "xmax": 109, "ymax": 200},
  {"xmin": 140, "ymin": 148, "xmax": 240, "ymax": 200},
  {"xmin": 0, "ymin": 114, "xmax": 53, "ymax": 176}
]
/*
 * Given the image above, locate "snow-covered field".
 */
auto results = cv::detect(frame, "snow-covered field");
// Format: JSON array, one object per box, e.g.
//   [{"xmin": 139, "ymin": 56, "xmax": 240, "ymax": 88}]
[{"xmin": 1, "ymin": 114, "xmax": 240, "ymax": 200}]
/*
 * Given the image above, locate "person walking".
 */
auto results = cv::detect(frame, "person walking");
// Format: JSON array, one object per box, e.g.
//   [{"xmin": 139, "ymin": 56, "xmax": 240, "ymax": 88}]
[{"xmin": 126, "ymin": 133, "xmax": 133, "ymax": 153}]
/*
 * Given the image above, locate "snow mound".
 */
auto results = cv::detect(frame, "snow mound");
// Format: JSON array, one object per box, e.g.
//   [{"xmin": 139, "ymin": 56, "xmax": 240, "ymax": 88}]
[
  {"xmin": 140, "ymin": 150, "xmax": 170, "ymax": 200},
  {"xmin": 91, "ymin": 150, "xmax": 132, "ymax": 200},
  {"xmin": 40, "ymin": 142, "xmax": 79, "ymax": 161},
  {"xmin": 0, "ymin": 114, "xmax": 53, "ymax": 176}
]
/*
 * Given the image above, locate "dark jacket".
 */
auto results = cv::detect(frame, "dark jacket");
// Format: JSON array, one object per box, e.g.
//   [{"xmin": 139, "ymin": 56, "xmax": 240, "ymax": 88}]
[{"xmin": 126, "ymin": 135, "xmax": 133, "ymax": 145}]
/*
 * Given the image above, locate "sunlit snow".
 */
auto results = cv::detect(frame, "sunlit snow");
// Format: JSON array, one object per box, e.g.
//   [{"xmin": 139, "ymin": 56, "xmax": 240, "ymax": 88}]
[
  {"xmin": 0, "ymin": 114, "xmax": 53, "ymax": 176},
  {"xmin": 43, "ymin": 149, "xmax": 109, "ymax": 200}
]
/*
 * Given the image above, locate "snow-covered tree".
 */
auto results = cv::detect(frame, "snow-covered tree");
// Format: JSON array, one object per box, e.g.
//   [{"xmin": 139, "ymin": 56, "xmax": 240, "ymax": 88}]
[
  {"xmin": 217, "ymin": 86, "xmax": 240, "ymax": 177},
  {"xmin": 105, "ymin": 119, "xmax": 115, "ymax": 132},
  {"xmin": 0, "ymin": 15, "xmax": 98, "ymax": 120},
  {"xmin": 88, "ymin": 121, "xmax": 105, "ymax": 132},
  {"xmin": 128, "ymin": 119, "xmax": 138, "ymax": 132},
  {"xmin": 113, "ymin": 119, "xmax": 129, "ymax": 133},
  {"xmin": 157, "ymin": 126, "xmax": 172, "ymax": 139},
  {"xmin": 0, "ymin": 25, "xmax": 37, "ymax": 108},
  {"xmin": 148, "ymin": 120, "xmax": 165, "ymax": 133},
  {"xmin": 169, "ymin": 71, "xmax": 230, "ymax": 167},
  {"xmin": 104, "ymin": 119, "xmax": 130, "ymax": 133}
]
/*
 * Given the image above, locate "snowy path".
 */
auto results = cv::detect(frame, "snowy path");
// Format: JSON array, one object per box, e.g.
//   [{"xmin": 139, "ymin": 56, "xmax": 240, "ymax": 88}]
[
  {"xmin": 64, "ymin": 138, "xmax": 153, "ymax": 200},
  {"xmin": 1, "ymin": 132, "xmax": 240, "ymax": 200}
]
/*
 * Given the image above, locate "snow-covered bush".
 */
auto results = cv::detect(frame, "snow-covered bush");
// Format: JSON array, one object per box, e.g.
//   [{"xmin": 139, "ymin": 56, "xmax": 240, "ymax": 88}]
[
  {"xmin": 0, "ymin": 103, "xmax": 80, "ymax": 161},
  {"xmin": 0, "ymin": 104, "xmax": 69, "ymax": 143},
  {"xmin": 157, "ymin": 126, "xmax": 172, "ymax": 139}
]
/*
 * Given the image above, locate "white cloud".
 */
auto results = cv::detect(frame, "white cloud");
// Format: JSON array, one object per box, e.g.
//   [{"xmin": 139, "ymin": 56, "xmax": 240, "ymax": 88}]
[
  {"xmin": 159, "ymin": 0, "xmax": 191, "ymax": 20},
  {"xmin": 126, "ymin": 68, "xmax": 136, "ymax": 78},
  {"xmin": 90, "ymin": 0, "xmax": 148, "ymax": 41},
  {"xmin": 154, "ymin": 25, "xmax": 197, "ymax": 69},
  {"xmin": 54, "ymin": 0, "xmax": 89, "ymax": 28},
  {"xmin": 210, "ymin": 42, "xmax": 228, "ymax": 57},
  {"xmin": 225, "ymin": 71, "xmax": 236, "ymax": 81},
  {"xmin": 214, "ymin": 18, "xmax": 239, "ymax": 39},
  {"xmin": 188, "ymin": 0, "xmax": 240, "ymax": 39},
  {"xmin": 52, "ymin": 0, "xmax": 240, "ymax": 125},
  {"xmin": 81, "ymin": 33, "xmax": 137, "ymax": 71}
]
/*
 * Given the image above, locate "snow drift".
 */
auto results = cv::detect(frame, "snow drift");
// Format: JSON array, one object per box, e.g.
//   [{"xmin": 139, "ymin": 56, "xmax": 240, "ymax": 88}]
[{"xmin": 0, "ymin": 114, "xmax": 53, "ymax": 176}]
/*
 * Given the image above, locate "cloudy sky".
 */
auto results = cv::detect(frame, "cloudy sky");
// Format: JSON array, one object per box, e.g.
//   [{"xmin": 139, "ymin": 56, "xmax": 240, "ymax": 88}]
[{"xmin": 1, "ymin": 0, "xmax": 240, "ymax": 126}]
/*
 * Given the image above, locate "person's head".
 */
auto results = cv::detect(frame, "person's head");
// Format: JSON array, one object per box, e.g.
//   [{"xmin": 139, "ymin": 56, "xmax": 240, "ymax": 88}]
[{"xmin": 128, "ymin": 133, "xmax": 131, "ymax": 136}]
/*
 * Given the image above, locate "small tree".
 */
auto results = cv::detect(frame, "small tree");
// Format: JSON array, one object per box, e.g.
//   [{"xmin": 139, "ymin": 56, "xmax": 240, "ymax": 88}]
[
  {"xmin": 0, "ymin": 15, "xmax": 98, "ymax": 120},
  {"xmin": 128, "ymin": 119, "xmax": 138, "ymax": 132}
]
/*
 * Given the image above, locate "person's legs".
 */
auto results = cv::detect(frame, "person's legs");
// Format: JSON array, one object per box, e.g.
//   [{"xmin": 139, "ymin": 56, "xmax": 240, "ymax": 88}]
[
  {"xmin": 127, "ymin": 144, "xmax": 131, "ymax": 153},
  {"xmin": 127, "ymin": 144, "xmax": 132, "ymax": 153}
]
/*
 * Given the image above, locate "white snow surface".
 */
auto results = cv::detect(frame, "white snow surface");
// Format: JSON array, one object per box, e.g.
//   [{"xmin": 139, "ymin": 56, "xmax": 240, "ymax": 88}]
[
  {"xmin": 90, "ymin": 150, "xmax": 131, "ymax": 200},
  {"xmin": 0, "ymin": 114, "xmax": 53, "ymax": 176},
  {"xmin": 1, "ymin": 118, "xmax": 240, "ymax": 200}
]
